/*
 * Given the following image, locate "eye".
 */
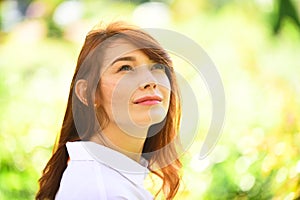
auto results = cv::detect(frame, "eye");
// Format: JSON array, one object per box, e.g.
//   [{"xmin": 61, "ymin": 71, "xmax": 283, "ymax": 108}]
[
  {"xmin": 118, "ymin": 65, "xmax": 134, "ymax": 72},
  {"xmin": 151, "ymin": 63, "xmax": 166, "ymax": 71}
]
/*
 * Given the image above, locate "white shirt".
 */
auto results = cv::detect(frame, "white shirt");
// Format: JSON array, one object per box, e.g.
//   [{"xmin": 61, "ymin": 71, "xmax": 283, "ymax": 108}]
[{"xmin": 55, "ymin": 141, "xmax": 153, "ymax": 200}]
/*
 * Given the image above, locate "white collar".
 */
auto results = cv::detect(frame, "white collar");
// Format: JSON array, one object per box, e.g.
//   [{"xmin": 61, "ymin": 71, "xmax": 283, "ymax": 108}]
[{"xmin": 66, "ymin": 141, "xmax": 149, "ymax": 185}]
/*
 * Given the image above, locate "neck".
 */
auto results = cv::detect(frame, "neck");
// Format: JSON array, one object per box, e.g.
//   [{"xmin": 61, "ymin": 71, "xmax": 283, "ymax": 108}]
[{"xmin": 90, "ymin": 122, "xmax": 148, "ymax": 162}]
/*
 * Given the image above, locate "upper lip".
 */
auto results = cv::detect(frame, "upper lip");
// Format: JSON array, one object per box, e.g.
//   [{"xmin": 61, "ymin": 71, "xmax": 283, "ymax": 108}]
[{"xmin": 133, "ymin": 95, "xmax": 162, "ymax": 104}]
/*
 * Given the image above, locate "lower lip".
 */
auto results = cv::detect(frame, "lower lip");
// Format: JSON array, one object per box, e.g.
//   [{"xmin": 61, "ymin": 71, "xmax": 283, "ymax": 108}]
[{"xmin": 137, "ymin": 100, "xmax": 161, "ymax": 105}]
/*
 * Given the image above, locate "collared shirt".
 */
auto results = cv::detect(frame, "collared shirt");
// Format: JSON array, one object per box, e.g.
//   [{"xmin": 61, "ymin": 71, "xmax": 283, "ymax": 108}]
[{"xmin": 55, "ymin": 141, "xmax": 153, "ymax": 200}]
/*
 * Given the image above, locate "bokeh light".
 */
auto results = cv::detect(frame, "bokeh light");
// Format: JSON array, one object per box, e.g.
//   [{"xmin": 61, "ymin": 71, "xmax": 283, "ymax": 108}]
[{"xmin": 0, "ymin": 0, "xmax": 300, "ymax": 199}]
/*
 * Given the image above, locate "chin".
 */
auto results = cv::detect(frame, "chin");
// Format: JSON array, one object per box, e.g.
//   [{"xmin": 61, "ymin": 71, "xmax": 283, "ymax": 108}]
[
  {"xmin": 130, "ymin": 106, "xmax": 168, "ymax": 127},
  {"xmin": 133, "ymin": 113, "xmax": 167, "ymax": 128}
]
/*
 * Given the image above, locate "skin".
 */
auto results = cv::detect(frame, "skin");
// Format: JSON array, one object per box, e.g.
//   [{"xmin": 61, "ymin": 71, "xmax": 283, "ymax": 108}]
[{"xmin": 75, "ymin": 39, "xmax": 171, "ymax": 162}]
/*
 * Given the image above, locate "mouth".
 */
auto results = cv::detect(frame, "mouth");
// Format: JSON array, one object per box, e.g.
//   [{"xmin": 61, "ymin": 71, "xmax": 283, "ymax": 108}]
[{"xmin": 133, "ymin": 95, "xmax": 162, "ymax": 105}]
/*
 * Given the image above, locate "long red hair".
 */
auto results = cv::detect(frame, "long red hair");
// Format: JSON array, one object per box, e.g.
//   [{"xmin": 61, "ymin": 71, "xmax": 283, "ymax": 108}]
[{"xmin": 36, "ymin": 21, "xmax": 182, "ymax": 200}]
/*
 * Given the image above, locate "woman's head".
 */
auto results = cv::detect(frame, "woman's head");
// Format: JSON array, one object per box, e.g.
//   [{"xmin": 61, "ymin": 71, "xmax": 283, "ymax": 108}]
[
  {"xmin": 96, "ymin": 44, "xmax": 171, "ymax": 131},
  {"xmin": 72, "ymin": 22, "xmax": 180, "ymax": 141},
  {"xmin": 37, "ymin": 21, "xmax": 182, "ymax": 200}
]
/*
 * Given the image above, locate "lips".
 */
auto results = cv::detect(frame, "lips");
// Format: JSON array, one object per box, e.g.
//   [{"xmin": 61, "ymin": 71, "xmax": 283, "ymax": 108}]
[{"xmin": 133, "ymin": 95, "xmax": 162, "ymax": 105}]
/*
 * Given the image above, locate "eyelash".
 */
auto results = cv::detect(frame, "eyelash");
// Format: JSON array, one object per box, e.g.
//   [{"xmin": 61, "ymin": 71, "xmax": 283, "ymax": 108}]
[
  {"xmin": 117, "ymin": 64, "xmax": 166, "ymax": 72},
  {"xmin": 151, "ymin": 63, "xmax": 166, "ymax": 71},
  {"xmin": 118, "ymin": 65, "xmax": 134, "ymax": 72}
]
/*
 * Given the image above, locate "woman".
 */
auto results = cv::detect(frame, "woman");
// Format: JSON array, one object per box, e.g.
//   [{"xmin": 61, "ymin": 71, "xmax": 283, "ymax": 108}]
[{"xmin": 36, "ymin": 21, "xmax": 182, "ymax": 200}]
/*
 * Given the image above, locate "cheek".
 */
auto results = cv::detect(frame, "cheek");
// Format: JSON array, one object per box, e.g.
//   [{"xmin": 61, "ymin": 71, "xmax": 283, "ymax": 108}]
[
  {"xmin": 153, "ymin": 72, "xmax": 171, "ymax": 89},
  {"xmin": 162, "ymin": 87, "xmax": 171, "ymax": 109},
  {"xmin": 100, "ymin": 78, "xmax": 118, "ymax": 105},
  {"xmin": 155, "ymin": 73, "xmax": 171, "ymax": 106},
  {"xmin": 100, "ymin": 76, "xmax": 132, "ymax": 122}
]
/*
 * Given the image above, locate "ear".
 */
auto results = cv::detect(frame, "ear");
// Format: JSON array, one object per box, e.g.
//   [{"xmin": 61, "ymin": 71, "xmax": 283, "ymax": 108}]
[{"xmin": 75, "ymin": 79, "xmax": 88, "ymax": 106}]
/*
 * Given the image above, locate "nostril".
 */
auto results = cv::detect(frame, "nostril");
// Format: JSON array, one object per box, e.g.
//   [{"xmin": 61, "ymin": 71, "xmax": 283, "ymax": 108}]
[
  {"xmin": 144, "ymin": 84, "xmax": 150, "ymax": 89},
  {"xmin": 140, "ymin": 82, "xmax": 157, "ymax": 89}
]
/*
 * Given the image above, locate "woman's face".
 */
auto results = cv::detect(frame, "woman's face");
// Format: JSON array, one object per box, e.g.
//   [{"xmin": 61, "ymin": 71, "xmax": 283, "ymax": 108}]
[{"xmin": 98, "ymin": 39, "xmax": 171, "ymax": 136}]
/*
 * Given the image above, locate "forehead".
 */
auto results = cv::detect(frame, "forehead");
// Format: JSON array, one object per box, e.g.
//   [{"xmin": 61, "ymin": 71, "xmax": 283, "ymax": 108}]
[{"xmin": 102, "ymin": 39, "xmax": 149, "ymax": 67}]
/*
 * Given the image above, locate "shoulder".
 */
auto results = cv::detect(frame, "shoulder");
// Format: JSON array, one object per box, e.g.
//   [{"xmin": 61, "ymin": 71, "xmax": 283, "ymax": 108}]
[
  {"xmin": 55, "ymin": 160, "xmax": 152, "ymax": 200},
  {"xmin": 55, "ymin": 160, "xmax": 107, "ymax": 199},
  {"xmin": 55, "ymin": 141, "xmax": 153, "ymax": 199}
]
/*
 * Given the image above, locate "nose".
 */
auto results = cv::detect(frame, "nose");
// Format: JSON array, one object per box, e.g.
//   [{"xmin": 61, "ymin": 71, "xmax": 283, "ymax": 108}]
[
  {"xmin": 139, "ymin": 70, "xmax": 158, "ymax": 89},
  {"xmin": 138, "ymin": 65, "xmax": 158, "ymax": 90},
  {"xmin": 139, "ymin": 81, "xmax": 157, "ymax": 89}
]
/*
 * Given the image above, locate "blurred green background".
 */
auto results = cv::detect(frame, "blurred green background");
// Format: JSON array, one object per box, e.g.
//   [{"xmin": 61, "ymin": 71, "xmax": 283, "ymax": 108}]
[{"xmin": 0, "ymin": 0, "xmax": 300, "ymax": 199}]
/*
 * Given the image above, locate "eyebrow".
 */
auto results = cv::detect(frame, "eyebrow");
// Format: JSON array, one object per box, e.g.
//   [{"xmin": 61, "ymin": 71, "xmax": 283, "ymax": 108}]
[{"xmin": 110, "ymin": 56, "xmax": 136, "ymax": 66}]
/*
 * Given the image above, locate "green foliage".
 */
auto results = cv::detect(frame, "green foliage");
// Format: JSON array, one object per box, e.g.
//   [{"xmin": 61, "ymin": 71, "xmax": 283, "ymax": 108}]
[
  {"xmin": 0, "ymin": 0, "xmax": 300, "ymax": 199},
  {"xmin": 272, "ymin": 0, "xmax": 300, "ymax": 34},
  {"xmin": 46, "ymin": 18, "xmax": 63, "ymax": 38}
]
